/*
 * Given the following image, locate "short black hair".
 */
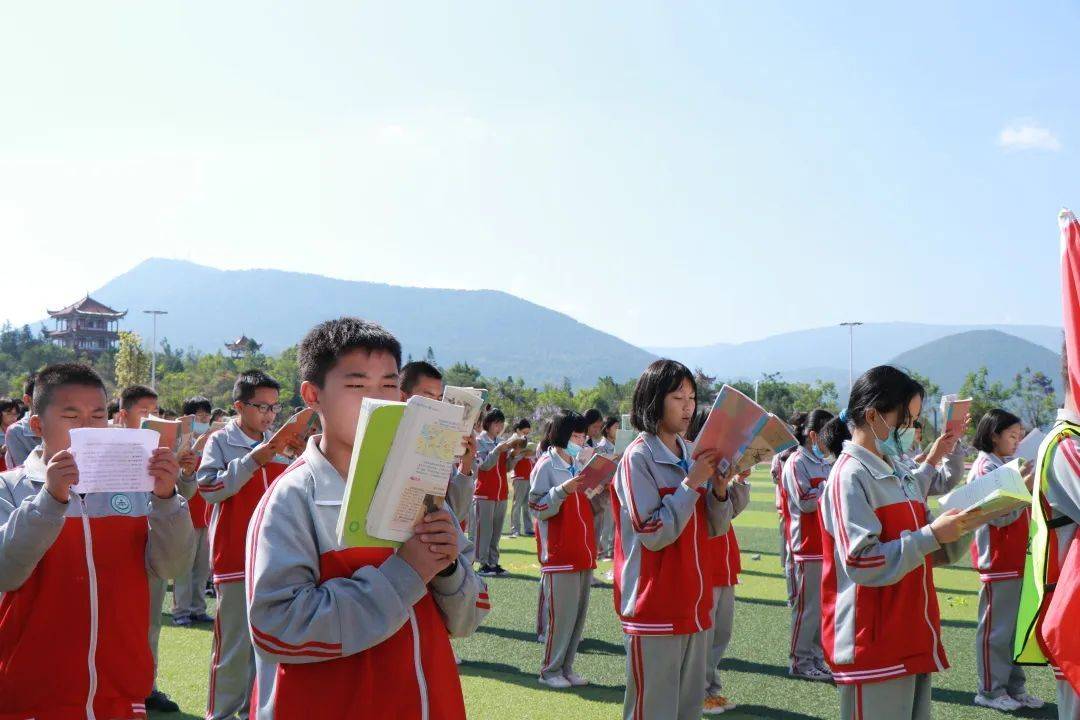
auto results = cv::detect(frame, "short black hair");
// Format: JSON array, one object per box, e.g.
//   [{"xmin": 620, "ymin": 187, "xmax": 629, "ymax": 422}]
[
  {"xmin": 547, "ymin": 411, "xmax": 588, "ymax": 449},
  {"xmin": 107, "ymin": 399, "xmax": 120, "ymax": 420},
  {"xmin": 686, "ymin": 407, "xmax": 709, "ymax": 443},
  {"xmin": 973, "ymin": 409, "xmax": 1023, "ymax": 453},
  {"xmin": 183, "ymin": 395, "xmax": 213, "ymax": 416},
  {"xmin": 602, "ymin": 415, "xmax": 620, "ymax": 436},
  {"xmin": 796, "ymin": 409, "xmax": 834, "ymax": 446},
  {"xmin": 482, "ymin": 408, "xmax": 506, "ymax": 432},
  {"xmin": 33, "ymin": 363, "xmax": 107, "ymax": 416},
  {"xmin": 22, "ymin": 376, "xmax": 35, "ymax": 400},
  {"xmin": 120, "ymin": 384, "xmax": 158, "ymax": 412},
  {"xmin": 400, "ymin": 361, "xmax": 442, "ymax": 396},
  {"xmin": 299, "ymin": 317, "xmax": 402, "ymax": 388},
  {"xmin": 834, "ymin": 365, "xmax": 924, "ymax": 447},
  {"xmin": 630, "ymin": 359, "xmax": 696, "ymax": 434},
  {"xmin": 232, "ymin": 369, "xmax": 282, "ymax": 403},
  {"xmin": 0, "ymin": 397, "xmax": 19, "ymax": 416},
  {"xmin": 211, "ymin": 408, "xmax": 228, "ymax": 421},
  {"xmin": 820, "ymin": 417, "xmax": 847, "ymax": 458},
  {"xmin": 583, "ymin": 408, "xmax": 603, "ymax": 426},
  {"xmin": 513, "ymin": 418, "xmax": 532, "ymax": 432}
]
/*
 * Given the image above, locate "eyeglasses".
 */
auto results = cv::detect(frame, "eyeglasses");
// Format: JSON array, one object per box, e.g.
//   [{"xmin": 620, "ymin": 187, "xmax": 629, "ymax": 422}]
[{"xmin": 243, "ymin": 401, "xmax": 282, "ymax": 414}]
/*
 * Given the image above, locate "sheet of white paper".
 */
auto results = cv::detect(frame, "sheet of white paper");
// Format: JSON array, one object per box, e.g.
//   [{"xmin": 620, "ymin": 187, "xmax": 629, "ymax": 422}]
[
  {"xmin": 69, "ymin": 427, "xmax": 159, "ymax": 494},
  {"xmin": 1015, "ymin": 428, "xmax": 1047, "ymax": 463}
]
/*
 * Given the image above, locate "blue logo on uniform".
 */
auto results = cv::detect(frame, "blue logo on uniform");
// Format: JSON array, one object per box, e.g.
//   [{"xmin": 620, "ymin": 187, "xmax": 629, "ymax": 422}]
[{"xmin": 110, "ymin": 494, "xmax": 132, "ymax": 515}]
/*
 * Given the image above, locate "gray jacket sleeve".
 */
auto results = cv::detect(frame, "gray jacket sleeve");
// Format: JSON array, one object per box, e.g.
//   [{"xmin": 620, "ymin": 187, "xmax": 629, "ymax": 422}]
[
  {"xmin": 197, "ymin": 433, "xmax": 259, "ymax": 504},
  {"xmin": 616, "ymin": 449, "xmax": 701, "ymax": 552},
  {"xmin": 0, "ymin": 483, "xmax": 67, "ymax": 591},
  {"xmin": 477, "ymin": 438, "xmax": 504, "ymax": 471},
  {"xmin": 705, "ymin": 484, "xmax": 734, "ymax": 538},
  {"xmin": 529, "ymin": 460, "xmax": 569, "ymax": 521},
  {"xmin": 4, "ymin": 426, "xmax": 39, "ymax": 469},
  {"xmin": 785, "ymin": 455, "xmax": 823, "ymax": 513},
  {"xmin": 913, "ymin": 446, "xmax": 965, "ymax": 497},
  {"xmin": 145, "ymin": 492, "xmax": 196, "ymax": 580},
  {"xmin": 823, "ymin": 472, "xmax": 941, "ymax": 587},
  {"xmin": 428, "ymin": 524, "xmax": 489, "ymax": 637},
  {"xmin": 728, "ymin": 479, "xmax": 751, "ymax": 519},
  {"xmin": 248, "ymin": 479, "xmax": 430, "ymax": 664},
  {"xmin": 177, "ymin": 469, "xmax": 198, "ymax": 501}
]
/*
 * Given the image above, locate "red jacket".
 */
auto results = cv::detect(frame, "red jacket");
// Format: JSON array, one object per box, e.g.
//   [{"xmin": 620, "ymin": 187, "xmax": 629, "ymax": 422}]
[
  {"xmin": 475, "ymin": 455, "xmax": 508, "ymax": 501},
  {"xmin": 529, "ymin": 450, "xmax": 596, "ymax": 573},
  {"xmin": 968, "ymin": 452, "xmax": 1029, "ymax": 581},
  {"xmin": 710, "ymin": 528, "xmax": 741, "ymax": 588},
  {"xmin": 513, "ymin": 455, "xmax": 534, "ymax": 481}
]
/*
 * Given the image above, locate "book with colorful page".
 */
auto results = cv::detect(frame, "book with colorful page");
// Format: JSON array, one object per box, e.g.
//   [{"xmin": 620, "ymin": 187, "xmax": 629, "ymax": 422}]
[
  {"xmin": 939, "ymin": 458, "xmax": 1031, "ymax": 517},
  {"xmin": 271, "ymin": 407, "xmax": 321, "ymax": 463},
  {"xmin": 441, "ymin": 386, "xmax": 488, "ymax": 433},
  {"xmin": 579, "ymin": 453, "xmax": 618, "ymax": 499},
  {"xmin": 337, "ymin": 395, "xmax": 467, "ymax": 546},
  {"xmin": 692, "ymin": 385, "xmax": 774, "ymax": 474},
  {"xmin": 940, "ymin": 395, "xmax": 973, "ymax": 436},
  {"xmin": 733, "ymin": 413, "xmax": 798, "ymax": 474}
]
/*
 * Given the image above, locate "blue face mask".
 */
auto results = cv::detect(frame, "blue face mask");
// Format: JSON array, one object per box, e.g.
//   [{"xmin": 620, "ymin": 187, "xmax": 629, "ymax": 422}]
[
  {"xmin": 811, "ymin": 444, "xmax": 826, "ymax": 461},
  {"xmin": 566, "ymin": 441, "xmax": 582, "ymax": 459},
  {"xmin": 193, "ymin": 421, "xmax": 211, "ymax": 435},
  {"xmin": 871, "ymin": 414, "xmax": 905, "ymax": 458}
]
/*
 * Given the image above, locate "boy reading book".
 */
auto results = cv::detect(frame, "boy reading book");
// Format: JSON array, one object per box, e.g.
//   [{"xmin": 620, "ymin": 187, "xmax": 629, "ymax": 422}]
[
  {"xmin": 173, "ymin": 395, "xmax": 215, "ymax": 627},
  {"xmin": 197, "ymin": 369, "xmax": 292, "ymax": 720},
  {"xmin": 4, "ymin": 376, "xmax": 39, "ymax": 468},
  {"xmin": 246, "ymin": 317, "xmax": 489, "ymax": 719},
  {"xmin": 0, "ymin": 363, "xmax": 194, "ymax": 718}
]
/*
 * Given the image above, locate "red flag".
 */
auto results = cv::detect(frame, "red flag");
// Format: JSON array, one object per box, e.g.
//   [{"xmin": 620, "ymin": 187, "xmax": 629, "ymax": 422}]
[{"xmin": 1061, "ymin": 209, "xmax": 1080, "ymax": 406}]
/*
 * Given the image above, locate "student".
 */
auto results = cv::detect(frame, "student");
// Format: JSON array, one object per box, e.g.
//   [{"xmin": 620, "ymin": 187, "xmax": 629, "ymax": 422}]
[
  {"xmin": 530, "ymin": 411, "xmax": 595, "ymax": 688},
  {"xmin": 400, "ymin": 360, "xmax": 444, "ymax": 400},
  {"xmin": 781, "ymin": 408, "xmax": 834, "ymax": 682},
  {"xmin": 612, "ymin": 359, "xmax": 737, "ymax": 720},
  {"xmin": 198, "ymin": 369, "xmax": 293, "ymax": 720},
  {"xmin": 686, "ymin": 408, "xmax": 751, "ymax": 716},
  {"xmin": 966, "ymin": 409, "xmax": 1044, "ymax": 711},
  {"xmin": 508, "ymin": 418, "xmax": 534, "ymax": 538},
  {"xmin": 474, "ymin": 409, "xmax": 517, "ymax": 577},
  {"xmin": 820, "ymin": 415, "xmax": 848, "ymax": 462},
  {"xmin": 591, "ymin": 416, "xmax": 620, "ymax": 560},
  {"xmin": 211, "ymin": 407, "xmax": 229, "ymax": 424},
  {"xmin": 246, "ymin": 317, "xmax": 489, "ymax": 719},
  {"xmin": 819, "ymin": 365, "xmax": 990, "ymax": 719},
  {"xmin": 0, "ymin": 362, "xmax": 194, "ymax": 718},
  {"xmin": 4, "ymin": 376, "xmax": 39, "ymax": 468},
  {"xmin": 772, "ymin": 412, "xmax": 804, "ymax": 610},
  {"xmin": 0, "ymin": 397, "xmax": 21, "ymax": 472},
  {"xmin": 173, "ymin": 395, "xmax": 216, "ymax": 627},
  {"xmin": 118, "ymin": 384, "xmax": 185, "ymax": 713}
]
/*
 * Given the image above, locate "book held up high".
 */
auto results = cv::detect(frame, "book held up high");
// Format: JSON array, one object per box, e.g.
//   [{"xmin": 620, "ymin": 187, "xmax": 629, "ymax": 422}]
[
  {"xmin": 1015, "ymin": 428, "xmax": 1047, "ymax": 463},
  {"xmin": 939, "ymin": 458, "xmax": 1031, "ymax": 517},
  {"xmin": 336, "ymin": 395, "xmax": 468, "ymax": 547},
  {"xmin": 271, "ymin": 407, "xmax": 321, "ymax": 463},
  {"xmin": 441, "ymin": 386, "xmax": 488, "ymax": 434},
  {"xmin": 692, "ymin": 385, "xmax": 798, "ymax": 474},
  {"xmin": 140, "ymin": 415, "xmax": 194, "ymax": 452},
  {"xmin": 940, "ymin": 394, "xmax": 973, "ymax": 436}
]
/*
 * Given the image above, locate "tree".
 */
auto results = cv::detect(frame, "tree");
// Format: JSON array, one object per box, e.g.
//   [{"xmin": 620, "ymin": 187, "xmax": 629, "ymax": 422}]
[
  {"xmin": 115, "ymin": 331, "xmax": 150, "ymax": 390},
  {"xmin": 1014, "ymin": 367, "xmax": 1057, "ymax": 429},
  {"xmin": 443, "ymin": 362, "xmax": 482, "ymax": 388},
  {"xmin": 958, "ymin": 367, "xmax": 1015, "ymax": 435},
  {"xmin": 693, "ymin": 368, "xmax": 718, "ymax": 405},
  {"xmin": 424, "ymin": 346, "xmax": 438, "ymax": 367}
]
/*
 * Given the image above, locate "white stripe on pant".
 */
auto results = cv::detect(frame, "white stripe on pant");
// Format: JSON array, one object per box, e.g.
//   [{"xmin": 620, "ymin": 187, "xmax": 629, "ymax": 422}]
[
  {"xmin": 539, "ymin": 570, "xmax": 591, "ymax": 680},
  {"xmin": 473, "ymin": 498, "xmax": 507, "ymax": 567},
  {"xmin": 208, "ymin": 581, "xmax": 256, "ymax": 720},
  {"xmin": 706, "ymin": 585, "xmax": 735, "ymax": 697},
  {"xmin": 974, "ymin": 578, "xmax": 1027, "ymax": 699},
  {"xmin": 839, "ymin": 673, "xmax": 931, "ymax": 719},
  {"xmin": 623, "ymin": 631, "xmax": 709, "ymax": 720},
  {"xmin": 790, "ymin": 560, "xmax": 824, "ymax": 671},
  {"xmin": 780, "ymin": 522, "xmax": 795, "ymax": 607},
  {"xmin": 173, "ymin": 526, "xmax": 211, "ymax": 620}
]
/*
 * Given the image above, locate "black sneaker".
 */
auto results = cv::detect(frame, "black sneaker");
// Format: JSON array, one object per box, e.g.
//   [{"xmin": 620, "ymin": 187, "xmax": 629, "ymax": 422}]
[
  {"xmin": 476, "ymin": 565, "xmax": 496, "ymax": 577},
  {"xmin": 493, "ymin": 565, "xmax": 510, "ymax": 577},
  {"xmin": 146, "ymin": 689, "xmax": 180, "ymax": 712}
]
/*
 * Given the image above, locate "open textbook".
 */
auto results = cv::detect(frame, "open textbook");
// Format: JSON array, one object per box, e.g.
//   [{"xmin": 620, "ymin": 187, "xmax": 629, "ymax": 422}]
[
  {"xmin": 579, "ymin": 454, "xmax": 618, "ymax": 499},
  {"xmin": 69, "ymin": 427, "xmax": 159, "ymax": 493},
  {"xmin": 940, "ymin": 394, "xmax": 973, "ymax": 436},
  {"xmin": 140, "ymin": 415, "xmax": 194, "ymax": 453},
  {"xmin": 692, "ymin": 385, "xmax": 798, "ymax": 474},
  {"xmin": 336, "ymin": 395, "xmax": 467, "ymax": 546},
  {"xmin": 939, "ymin": 458, "xmax": 1031, "ymax": 516},
  {"xmin": 442, "ymin": 386, "xmax": 488, "ymax": 433},
  {"xmin": 1015, "ymin": 428, "xmax": 1047, "ymax": 463}
]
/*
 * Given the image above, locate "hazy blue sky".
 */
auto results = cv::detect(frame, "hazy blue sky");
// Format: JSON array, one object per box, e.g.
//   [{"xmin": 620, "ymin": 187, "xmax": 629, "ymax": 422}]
[{"xmin": 2, "ymin": 2, "xmax": 1075, "ymax": 347}]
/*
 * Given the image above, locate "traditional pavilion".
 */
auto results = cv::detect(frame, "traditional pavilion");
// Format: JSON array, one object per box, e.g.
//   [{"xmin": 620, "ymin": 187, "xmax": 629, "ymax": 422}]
[
  {"xmin": 46, "ymin": 295, "xmax": 127, "ymax": 354},
  {"xmin": 225, "ymin": 335, "xmax": 262, "ymax": 358}
]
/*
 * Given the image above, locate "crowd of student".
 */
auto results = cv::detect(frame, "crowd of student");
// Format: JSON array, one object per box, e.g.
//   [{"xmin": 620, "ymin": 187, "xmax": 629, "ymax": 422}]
[{"xmin": 1, "ymin": 315, "xmax": 1080, "ymax": 720}]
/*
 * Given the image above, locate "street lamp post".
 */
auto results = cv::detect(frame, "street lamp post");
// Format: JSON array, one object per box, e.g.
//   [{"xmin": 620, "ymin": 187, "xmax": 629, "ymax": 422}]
[
  {"xmin": 839, "ymin": 322, "xmax": 863, "ymax": 398},
  {"xmin": 143, "ymin": 310, "xmax": 168, "ymax": 389}
]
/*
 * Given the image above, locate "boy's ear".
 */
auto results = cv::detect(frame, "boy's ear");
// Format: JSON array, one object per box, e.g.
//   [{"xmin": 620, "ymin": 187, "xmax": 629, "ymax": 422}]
[
  {"xmin": 28, "ymin": 414, "xmax": 42, "ymax": 437},
  {"xmin": 232, "ymin": 400, "xmax": 244, "ymax": 414},
  {"xmin": 299, "ymin": 381, "xmax": 320, "ymax": 409}
]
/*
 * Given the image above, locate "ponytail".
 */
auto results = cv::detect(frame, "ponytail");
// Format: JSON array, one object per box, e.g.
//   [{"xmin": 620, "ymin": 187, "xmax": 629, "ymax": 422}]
[
  {"xmin": 820, "ymin": 416, "xmax": 850, "ymax": 458},
  {"xmin": 789, "ymin": 411, "xmax": 809, "ymax": 445}
]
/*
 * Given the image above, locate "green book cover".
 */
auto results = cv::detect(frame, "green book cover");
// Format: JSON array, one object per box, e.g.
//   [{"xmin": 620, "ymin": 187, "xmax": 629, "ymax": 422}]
[{"xmin": 336, "ymin": 399, "xmax": 406, "ymax": 549}]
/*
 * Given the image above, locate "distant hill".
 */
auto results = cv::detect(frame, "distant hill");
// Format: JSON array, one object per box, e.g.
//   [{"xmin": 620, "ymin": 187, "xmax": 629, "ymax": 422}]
[
  {"xmin": 55, "ymin": 259, "xmax": 656, "ymax": 388},
  {"xmin": 890, "ymin": 330, "xmax": 1062, "ymax": 395}
]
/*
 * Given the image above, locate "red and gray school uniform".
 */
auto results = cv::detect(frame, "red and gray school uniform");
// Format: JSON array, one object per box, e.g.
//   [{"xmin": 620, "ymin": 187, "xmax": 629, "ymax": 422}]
[
  {"xmin": 592, "ymin": 436, "xmax": 617, "ymax": 556},
  {"xmin": 3, "ymin": 415, "xmax": 39, "ymax": 469},
  {"xmin": 530, "ymin": 447, "xmax": 596, "ymax": 682},
  {"xmin": 781, "ymin": 446, "xmax": 831, "ymax": 673},
  {"xmin": 612, "ymin": 432, "xmax": 736, "ymax": 720},
  {"xmin": 246, "ymin": 437, "xmax": 490, "ymax": 720},
  {"xmin": 706, "ymin": 480, "xmax": 750, "ymax": 699},
  {"xmin": 473, "ymin": 432, "xmax": 509, "ymax": 566},
  {"xmin": 1038, "ymin": 409, "xmax": 1080, "ymax": 717},
  {"xmin": 902, "ymin": 445, "xmax": 966, "ymax": 498},
  {"xmin": 509, "ymin": 451, "xmax": 535, "ymax": 536},
  {"xmin": 967, "ymin": 451, "xmax": 1031, "ymax": 701},
  {"xmin": 198, "ymin": 420, "xmax": 288, "ymax": 720},
  {"xmin": 772, "ymin": 449, "xmax": 796, "ymax": 607},
  {"xmin": 0, "ymin": 448, "xmax": 194, "ymax": 720},
  {"xmin": 819, "ymin": 441, "xmax": 969, "ymax": 719},
  {"xmin": 174, "ymin": 460, "xmax": 212, "ymax": 621}
]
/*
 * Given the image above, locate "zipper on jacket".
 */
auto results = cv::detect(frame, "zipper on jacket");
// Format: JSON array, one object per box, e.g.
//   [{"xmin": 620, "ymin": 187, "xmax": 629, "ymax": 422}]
[
  {"xmin": 408, "ymin": 609, "xmax": 429, "ymax": 720},
  {"xmin": 76, "ymin": 494, "xmax": 100, "ymax": 720},
  {"xmin": 575, "ymin": 494, "xmax": 593, "ymax": 567},
  {"xmin": 897, "ymin": 476, "xmax": 945, "ymax": 672},
  {"xmin": 691, "ymin": 507, "xmax": 704, "ymax": 632}
]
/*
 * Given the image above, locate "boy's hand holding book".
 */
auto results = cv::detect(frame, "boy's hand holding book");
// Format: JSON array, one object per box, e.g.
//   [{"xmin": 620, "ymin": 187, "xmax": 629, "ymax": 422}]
[
  {"xmin": 45, "ymin": 449, "xmax": 79, "ymax": 503},
  {"xmin": 149, "ymin": 447, "xmax": 180, "ymax": 499},
  {"xmin": 178, "ymin": 447, "xmax": 199, "ymax": 476},
  {"xmin": 458, "ymin": 434, "xmax": 477, "ymax": 474},
  {"xmin": 397, "ymin": 510, "xmax": 460, "ymax": 583}
]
